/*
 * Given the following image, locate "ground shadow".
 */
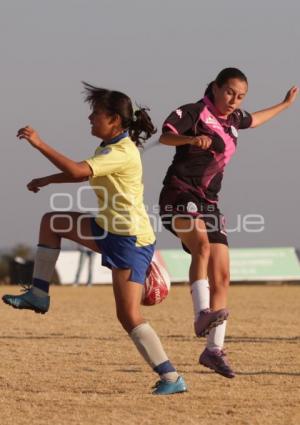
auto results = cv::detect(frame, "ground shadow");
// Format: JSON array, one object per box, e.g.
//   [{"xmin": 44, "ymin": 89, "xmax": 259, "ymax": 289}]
[
  {"xmin": 226, "ymin": 336, "xmax": 300, "ymax": 343},
  {"xmin": 193, "ymin": 370, "xmax": 300, "ymax": 376},
  {"xmin": 164, "ymin": 334, "xmax": 300, "ymax": 344},
  {"xmin": 236, "ymin": 371, "xmax": 300, "ymax": 376},
  {"xmin": 116, "ymin": 368, "xmax": 142, "ymax": 373},
  {"xmin": 0, "ymin": 335, "xmax": 120, "ymax": 341}
]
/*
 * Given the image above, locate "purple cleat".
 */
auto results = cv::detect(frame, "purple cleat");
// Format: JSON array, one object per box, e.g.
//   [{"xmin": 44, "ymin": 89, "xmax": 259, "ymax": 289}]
[
  {"xmin": 199, "ymin": 348, "xmax": 235, "ymax": 378},
  {"xmin": 194, "ymin": 308, "xmax": 229, "ymax": 337}
]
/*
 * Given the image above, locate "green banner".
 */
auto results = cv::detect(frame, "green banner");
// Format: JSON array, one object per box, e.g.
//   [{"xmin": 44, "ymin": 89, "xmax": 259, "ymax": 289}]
[
  {"xmin": 159, "ymin": 249, "xmax": 190, "ymax": 282},
  {"xmin": 159, "ymin": 247, "xmax": 300, "ymax": 282},
  {"xmin": 230, "ymin": 247, "xmax": 300, "ymax": 281}
]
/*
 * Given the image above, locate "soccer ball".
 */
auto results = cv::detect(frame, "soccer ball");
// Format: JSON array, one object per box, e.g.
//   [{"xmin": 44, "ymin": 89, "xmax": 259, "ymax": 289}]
[{"xmin": 142, "ymin": 260, "xmax": 171, "ymax": 306}]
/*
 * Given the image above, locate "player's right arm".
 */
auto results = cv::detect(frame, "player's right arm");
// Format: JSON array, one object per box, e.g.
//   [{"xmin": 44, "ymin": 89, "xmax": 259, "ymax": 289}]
[
  {"xmin": 27, "ymin": 173, "xmax": 88, "ymax": 193},
  {"xmin": 160, "ymin": 132, "xmax": 213, "ymax": 149},
  {"xmin": 159, "ymin": 104, "xmax": 213, "ymax": 149}
]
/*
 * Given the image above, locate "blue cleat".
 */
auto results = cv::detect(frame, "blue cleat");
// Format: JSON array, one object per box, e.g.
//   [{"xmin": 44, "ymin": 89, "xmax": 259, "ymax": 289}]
[
  {"xmin": 152, "ymin": 376, "xmax": 187, "ymax": 395},
  {"xmin": 2, "ymin": 287, "xmax": 50, "ymax": 314}
]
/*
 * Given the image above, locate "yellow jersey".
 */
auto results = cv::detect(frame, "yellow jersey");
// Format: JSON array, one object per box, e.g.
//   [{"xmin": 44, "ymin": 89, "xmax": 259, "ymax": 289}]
[{"xmin": 85, "ymin": 132, "xmax": 155, "ymax": 247}]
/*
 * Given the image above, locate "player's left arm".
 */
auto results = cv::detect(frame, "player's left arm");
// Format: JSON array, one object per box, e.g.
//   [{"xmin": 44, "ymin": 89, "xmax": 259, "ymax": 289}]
[
  {"xmin": 16, "ymin": 126, "xmax": 92, "ymax": 179},
  {"xmin": 250, "ymin": 86, "xmax": 299, "ymax": 128}
]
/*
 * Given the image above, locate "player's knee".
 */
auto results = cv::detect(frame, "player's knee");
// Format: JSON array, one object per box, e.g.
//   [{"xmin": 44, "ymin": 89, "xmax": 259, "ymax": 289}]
[
  {"xmin": 41, "ymin": 212, "xmax": 73, "ymax": 235},
  {"xmin": 40, "ymin": 212, "xmax": 56, "ymax": 230},
  {"xmin": 212, "ymin": 271, "xmax": 230, "ymax": 291},
  {"xmin": 41, "ymin": 211, "xmax": 54, "ymax": 223},
  {"xmin": 191, "ymin": 240, "xmax": 210, "ymax": 260},
  {"xmin": 116, "ymin": 308, "xmax": 143, "ymax": 333}
]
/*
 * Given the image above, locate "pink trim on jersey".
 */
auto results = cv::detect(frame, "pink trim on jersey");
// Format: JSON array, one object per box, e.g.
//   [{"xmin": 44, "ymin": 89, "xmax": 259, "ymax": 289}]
[
  {"xmin": 202, "ymin": 96, "xmax": 236, "ymax": 164},
  {"xmin": 198, "ymin": 97, "xmax": 237, "ymax": 194},
  {"xmin": 203, "ymin": 96, "xmax": 223, "ymax": 118},
  {"xmin": 163, "ymin": 123, "xmax": 179, "ymax": 135}
]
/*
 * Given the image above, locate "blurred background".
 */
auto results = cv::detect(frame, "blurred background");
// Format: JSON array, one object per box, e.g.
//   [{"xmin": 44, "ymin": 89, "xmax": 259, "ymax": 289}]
[{"xmin": 0, "ymin": 0, "xmax": 299, "ymax": 283}]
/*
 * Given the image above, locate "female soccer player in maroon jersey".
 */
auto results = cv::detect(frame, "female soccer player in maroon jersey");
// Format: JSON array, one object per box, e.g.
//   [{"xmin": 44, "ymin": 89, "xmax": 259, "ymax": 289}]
[{"xmin": 159, "ymin": 67, "xmax": 298, "ymax": 378}]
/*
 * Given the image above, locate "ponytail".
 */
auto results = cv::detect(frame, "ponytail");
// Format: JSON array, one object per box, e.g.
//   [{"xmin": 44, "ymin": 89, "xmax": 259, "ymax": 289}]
[
  {"xmin": 83, "ymin": 82, "xmax": 156, "ymax": 147},
  {"xmin": 204, "ymin": 81, "xmax": 214, "ymax": 97},
  {"xmin": 129, "ymin": 107, "xmax": 157, "ymax": 147}
]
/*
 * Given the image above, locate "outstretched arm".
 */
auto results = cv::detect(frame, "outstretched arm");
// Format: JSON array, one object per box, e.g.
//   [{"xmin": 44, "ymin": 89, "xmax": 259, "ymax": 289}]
[
  {"xmin": 250, "ymin": 86, "xmax": 299, "ymax": 128},
  {"xmin": 17, "ymin": 126, "xmax": 92, "ymax": 179},
  {"xmin": 27, "ymin": 173, "xmax": 88, "ymax": 193}
]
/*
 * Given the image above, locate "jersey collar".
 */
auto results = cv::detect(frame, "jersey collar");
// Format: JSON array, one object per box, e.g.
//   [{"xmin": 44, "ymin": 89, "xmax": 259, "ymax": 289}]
[
  {"xmin": 203, "ymin": 96, "xmax": 231, "ymax": 126},
  {"xmin": 101, "ymin": 130, "xmax": 129, "ymax": 147}
]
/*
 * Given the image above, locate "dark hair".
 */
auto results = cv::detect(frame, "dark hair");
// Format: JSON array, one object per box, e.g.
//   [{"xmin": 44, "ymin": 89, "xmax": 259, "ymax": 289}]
[
  {"xmin": 82, "ymin": 82, "xmax": 156, "ymax": 147},
  {"xmin": 204, "ymin": 67, "xmax": 248, "ymax": 97}
]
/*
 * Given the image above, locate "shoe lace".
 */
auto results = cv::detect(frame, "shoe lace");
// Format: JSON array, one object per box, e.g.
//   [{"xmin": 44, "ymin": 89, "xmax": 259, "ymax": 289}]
[
  {"xmin": 20, "ymin": 282, "xmax": 32, "ymax": 293},
  {"xmin": 152, "ymin": 380, "xmax": 163, "ymax": 389},
  {"xmin": 217, "ymin": 350, "xmax": 231, "ymax": 368}
]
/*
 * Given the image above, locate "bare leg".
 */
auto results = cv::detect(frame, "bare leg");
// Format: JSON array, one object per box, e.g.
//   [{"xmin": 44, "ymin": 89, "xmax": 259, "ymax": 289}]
[
  {"xmin": 208, "ymin": 243, "xmax": 230, "ymax": 310},
  {"xmin": 38, "ymin": 211, "xmax": 101, "ymax": 253},
  {"xmin": 173, "ymin": 217, "xmax": 210, "ymax": 283}
]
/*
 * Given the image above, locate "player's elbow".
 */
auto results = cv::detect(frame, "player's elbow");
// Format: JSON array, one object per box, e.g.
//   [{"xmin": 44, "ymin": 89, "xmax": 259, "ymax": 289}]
[
  {"xmin": 249, "ymin": 115, "xmax": 260, "ymax": 128},
  {"xmin": 68, "ymin": 163, "xmax": 92, "ymax": 180}
]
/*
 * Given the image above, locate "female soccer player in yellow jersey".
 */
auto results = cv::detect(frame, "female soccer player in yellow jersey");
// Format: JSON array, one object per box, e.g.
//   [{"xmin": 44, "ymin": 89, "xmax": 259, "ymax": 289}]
[
  {"xmin": 159, "ymin": 68, "xmax": 298, "ymax": 378},
  {"xmin": 3, "ymin": 84, "xmax": 187, "ymax": 395}
]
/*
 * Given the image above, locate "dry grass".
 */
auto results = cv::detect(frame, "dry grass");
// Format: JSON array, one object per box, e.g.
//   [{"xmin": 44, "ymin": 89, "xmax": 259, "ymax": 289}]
[{"xmin": 0, "ymin": 284, "xmax": 299, "ymax": 425}]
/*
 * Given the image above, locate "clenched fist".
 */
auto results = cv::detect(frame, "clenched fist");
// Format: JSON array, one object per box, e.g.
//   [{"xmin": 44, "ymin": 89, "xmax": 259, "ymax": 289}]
[{"xmin": 190, "ymin": 135, "xmax": 212, "ymax": 150}]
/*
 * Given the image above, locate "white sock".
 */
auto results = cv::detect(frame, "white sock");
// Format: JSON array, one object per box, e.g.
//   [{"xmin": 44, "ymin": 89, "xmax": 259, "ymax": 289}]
[
  {"xmin": 206, "ymin": 320, "xmax": 227, "ymax": 352},
  {"xmin": 191, "ymin": 279, "xmax": 210, "ymax": 319},
  {"xmin": 32, "ymin": 245, "xmax": 60, "ymax": 296},
  {"xmin": 130, "ymin": 322, "xmax": 178, "ymax": 382}
]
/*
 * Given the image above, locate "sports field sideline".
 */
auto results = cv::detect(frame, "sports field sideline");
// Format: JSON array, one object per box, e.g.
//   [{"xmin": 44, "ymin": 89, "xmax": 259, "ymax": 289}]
[{"xmin": 0, "ymin": 284, "xmax": 299, "ymax": 425}]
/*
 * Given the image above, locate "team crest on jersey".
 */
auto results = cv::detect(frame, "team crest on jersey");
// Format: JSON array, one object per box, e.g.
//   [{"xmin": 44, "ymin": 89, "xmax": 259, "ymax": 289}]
[
  {"xmin": 176, "ymin": 109, "xmax": 183, "ymax": 118},
  {"xmin": 187, "ymin": 202, "xmax": 198, "ymax": 213},
  {"xmin": 98, "ymin": 147, "xmax": 112, "ymax": 155},
  {"xmin": 230, "ymin": 125, "xmax": 238, "ymax": 138}
]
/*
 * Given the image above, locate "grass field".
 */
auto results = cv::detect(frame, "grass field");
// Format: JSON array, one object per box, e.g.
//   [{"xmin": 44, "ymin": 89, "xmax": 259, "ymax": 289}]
[{"xmin": 0, "ymin": 284, "xmax": 299, "ymax": 425}]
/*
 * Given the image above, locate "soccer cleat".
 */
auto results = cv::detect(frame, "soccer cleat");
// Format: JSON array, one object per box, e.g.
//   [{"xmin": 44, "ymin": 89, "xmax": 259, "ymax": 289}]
[
  {"xmin": 194, "ymin": 308, "xmax": 229, "ymax": 337},
  {"xmin": 152, "ymin": 376, "xmax": 188, "ymax": 395},
  {"xmin": 2, "ymin": 287, "xmax": 50, "ymax": 314},
  {"xmin": 199, "ymin": 348, "xmax": 235, "ymax": 378}
]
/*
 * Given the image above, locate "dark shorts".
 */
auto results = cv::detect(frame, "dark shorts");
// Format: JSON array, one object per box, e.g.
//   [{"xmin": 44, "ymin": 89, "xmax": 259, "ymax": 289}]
[
  {"xmin": 159, "ymin": 186, "xmax": 228, "ymax": 252},
  {"xmin": 90, "ymin": 218, "xmax": 155, "ymax": 284}
]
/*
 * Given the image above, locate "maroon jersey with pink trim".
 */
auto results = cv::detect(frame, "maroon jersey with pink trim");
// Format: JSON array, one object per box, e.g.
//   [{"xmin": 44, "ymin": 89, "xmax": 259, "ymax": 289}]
[{"xmin": 162, "ymin": 96, "xmax": 252, "ymax": 203}]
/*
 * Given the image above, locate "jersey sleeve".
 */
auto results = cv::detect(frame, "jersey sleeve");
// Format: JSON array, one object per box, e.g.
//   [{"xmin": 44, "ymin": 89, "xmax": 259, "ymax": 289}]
[
  {"xmin": 84, "ymin": 144, "xmax": 128, "ymax": 177},
  {"xmin": 162, "ymin": 104, "xmax": 200, "ymax": 135},
  {"xmin": 232, "ymin": 109, "xmax": 253, "ymax": 130}
]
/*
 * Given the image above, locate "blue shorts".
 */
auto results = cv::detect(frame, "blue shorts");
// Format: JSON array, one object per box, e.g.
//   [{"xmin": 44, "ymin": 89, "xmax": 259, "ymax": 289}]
[{"xmin": 90, "ymin": 218, "xmax": 155, "ymax": 284}]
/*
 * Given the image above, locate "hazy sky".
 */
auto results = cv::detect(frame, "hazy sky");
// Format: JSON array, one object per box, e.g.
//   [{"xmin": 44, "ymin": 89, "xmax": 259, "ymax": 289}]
[{"xmin": 1, "ymin": 0, "xmax": 299, "ymax": 250}]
